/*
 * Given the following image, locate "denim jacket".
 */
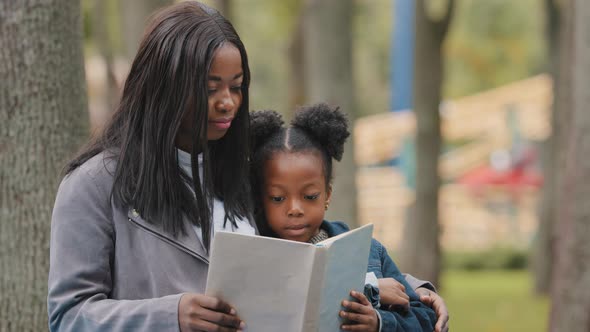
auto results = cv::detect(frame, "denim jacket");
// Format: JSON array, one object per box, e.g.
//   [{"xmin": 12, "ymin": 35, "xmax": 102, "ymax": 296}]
[{"xmin": 321, "ymin": 221, "xmax": 437, "ymax": 332}]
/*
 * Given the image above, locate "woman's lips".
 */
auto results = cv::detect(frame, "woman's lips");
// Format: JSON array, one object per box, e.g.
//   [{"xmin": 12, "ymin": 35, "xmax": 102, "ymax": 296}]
[{"xmin": 210, "ymin": 118, "xmax": 232, "ymax": 130}]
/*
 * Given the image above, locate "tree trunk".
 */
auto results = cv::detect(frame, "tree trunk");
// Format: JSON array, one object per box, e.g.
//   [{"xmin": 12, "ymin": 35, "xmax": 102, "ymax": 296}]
[
  {"xmin": 288, "ymin": 10, "xmax": 306, "ymax": 110},
  {"xmin": 533, "ymin": 0, "xmax": 560, "ymax": 295},
  {"xmin": 120, "ymin": 0, "xmax": 172, "ymax": 59},
  {"xmin": 0, "ymin": 1, "xmax": 88, "ymax": 330},
  {"xmin": 549, "ymin": 0, "xmax": 590, "ymax": 330},
  {"xmin": 302, "ymin": 0, "xmax": 358, "ymax": 227},
  {"xmin": 400, "ymin": 0, "xmax": 454, "ymax": 287}
]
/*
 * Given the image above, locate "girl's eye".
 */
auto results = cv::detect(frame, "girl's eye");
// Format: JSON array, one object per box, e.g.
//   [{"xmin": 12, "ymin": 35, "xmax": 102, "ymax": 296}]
[
  {"xmin": 230, "ymin": 85, "xmax": 242, "ymax": 92},
  {"xmin": 304, "ymin": 194, "xmax": 319, "ymax": 201},
  {"xmin": 207, "ymin": 89, "xmax": 216, "ymax": 95},
  {"xmin": 270, "ymin": 196, "xmax": 285, "ymax": 203}
]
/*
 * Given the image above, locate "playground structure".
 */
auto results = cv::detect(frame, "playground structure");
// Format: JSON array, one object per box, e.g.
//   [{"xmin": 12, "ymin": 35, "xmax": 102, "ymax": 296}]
[{"xmin": 354, "ymin": 75, "xmax": 552, "ymax": 251}]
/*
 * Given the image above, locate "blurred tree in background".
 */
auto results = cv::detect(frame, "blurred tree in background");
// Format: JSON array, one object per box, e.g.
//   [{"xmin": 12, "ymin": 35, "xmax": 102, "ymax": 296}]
[
  {"xmin": 549, "ymin": 0, "xmax": 590, "ymax": 329},
  {"xmin": 120, "ymin": 0, "xmax": 172, "ymax": 59},
  {"xmin": 0, "ymin": 1, "xmax": 88, "ymax": 330},
  {"xmin": 444, "ymin": 0, "xmax": 546, "ymax": 98},
  {"xmin": 301, "ymin": 0, "xmax": 358, "ymax": 226},
  {"xmin": 533, "ymin": 0, "xmax": 560, "ymax": 296},
  {"xmin": 399, "ymin": 0, "xmax": 454, "ymax": 287},
  {"xmin": 91, "ymin": 0, "xmax": 119, "ymax": 112}
]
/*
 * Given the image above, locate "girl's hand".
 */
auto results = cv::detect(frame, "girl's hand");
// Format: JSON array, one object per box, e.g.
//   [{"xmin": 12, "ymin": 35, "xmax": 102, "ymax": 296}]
[
  {"xmin": 377, "ymin": 277, "xmax": 410, "ymax": 311},
  {"xmin": 178, "ymin": 293, "xmax": 245, "ymax": 332},
  {"xmin": 340, "ymin": 290, "xmax": 379, "ymax": 332}
]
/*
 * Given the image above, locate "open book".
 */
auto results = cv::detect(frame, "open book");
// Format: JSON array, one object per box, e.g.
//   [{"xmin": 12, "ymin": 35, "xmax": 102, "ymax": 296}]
[{"xmin": 205, "ymin": 223, "xmax": 373, "ymax": 332}]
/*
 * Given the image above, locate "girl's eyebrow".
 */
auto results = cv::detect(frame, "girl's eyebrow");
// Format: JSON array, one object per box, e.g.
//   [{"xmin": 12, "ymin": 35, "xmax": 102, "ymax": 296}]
[{"xmin": 208, "ymin": 73, "xmax": 243, "ymax": 81}]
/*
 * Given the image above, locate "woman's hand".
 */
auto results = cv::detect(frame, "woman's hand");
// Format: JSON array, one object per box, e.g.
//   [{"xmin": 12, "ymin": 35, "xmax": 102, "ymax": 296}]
[
  {"xmin": 178, "ymin": 293, "xmax": 245, "ymax": 332},
  {"xmin": 415, "ymin": 287, "xmax": 449, "ymax": 332},
  {"xmin": 377, "ymin": 278, "xmax": 410, "ymax": 312},
  {"xmin": 340, "ymin": 290, "xmax": 379, "ymax": 332}
]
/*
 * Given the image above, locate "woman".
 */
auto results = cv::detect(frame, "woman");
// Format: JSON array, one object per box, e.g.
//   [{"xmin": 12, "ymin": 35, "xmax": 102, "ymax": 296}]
[{"xmin": 48, "ymin": 2, "xmax": 252, "ymax": 331}]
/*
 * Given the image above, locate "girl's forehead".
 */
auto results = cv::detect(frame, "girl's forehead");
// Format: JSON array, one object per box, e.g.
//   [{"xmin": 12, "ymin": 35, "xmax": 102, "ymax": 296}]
[
  {"xmin": 270, "ymin": 150, "xmax": 322, "ymax": 162},
  {"xmin": 264, "ymin": 151, "xmax": 324, "ymax": 178}
]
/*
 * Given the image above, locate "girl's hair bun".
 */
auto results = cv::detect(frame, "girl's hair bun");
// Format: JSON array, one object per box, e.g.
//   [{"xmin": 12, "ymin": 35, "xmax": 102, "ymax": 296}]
[
  {"xmin": 250, "ymin": 110, "xmax": 284, "ymax": 151},
  {"xmin": 291, "ymin": 103, "xmax": 350, "ymax": 161}
]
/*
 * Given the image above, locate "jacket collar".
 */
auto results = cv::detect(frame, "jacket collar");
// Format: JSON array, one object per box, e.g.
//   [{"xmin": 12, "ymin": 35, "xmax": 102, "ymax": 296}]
[{"xmin": 320, "ymin": 220, "xmax": 350, "ymax": 237}]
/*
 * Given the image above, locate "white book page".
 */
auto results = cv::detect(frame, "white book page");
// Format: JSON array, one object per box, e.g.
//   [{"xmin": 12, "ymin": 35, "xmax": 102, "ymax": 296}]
[
  {"xmin": 315, "ymin": 224, "xmax": 373, "ymax": 331},
  {"xmin": 205, "ymin": 232, "xmax": 317, "ymax": 332}
]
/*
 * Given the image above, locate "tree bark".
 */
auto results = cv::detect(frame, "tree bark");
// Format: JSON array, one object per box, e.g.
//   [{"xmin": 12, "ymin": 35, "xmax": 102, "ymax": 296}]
[
  {"xmin": 120, "ymin": 0, "xmax": 172, "ymax": 59},
  {"xmin": 549, "ymin": 0, "xmax": 590, "ymax": 330},
  {"xmin": 400, "ymin": 0, "xmax": 454, "ymax": 287},
  {"xmin": 302, "ymin": 0, "xmax": 358, "ymax": 227},
  {"xmin": 0, "ymin": 1, "xmax": 88, "ymax": 330},
  {"xmin": 288, "ymin": 9, "xmax": 306, "ymax": 110},
  {"xmin": 533, "ymin": 0, "xmax": 560, "ymax": 295}
]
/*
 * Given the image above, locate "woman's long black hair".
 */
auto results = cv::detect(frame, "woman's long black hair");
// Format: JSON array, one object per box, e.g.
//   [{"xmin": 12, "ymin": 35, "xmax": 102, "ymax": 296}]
[{"xmin": 65, "ymin": 1, "xmax": 251, "ymax": 250}]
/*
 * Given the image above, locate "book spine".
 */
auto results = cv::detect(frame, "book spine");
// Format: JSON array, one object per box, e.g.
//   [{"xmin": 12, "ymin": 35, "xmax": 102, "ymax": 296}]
[{"xmin": 300, "ymin": 246, "xmax": 328, "ymax": 332}]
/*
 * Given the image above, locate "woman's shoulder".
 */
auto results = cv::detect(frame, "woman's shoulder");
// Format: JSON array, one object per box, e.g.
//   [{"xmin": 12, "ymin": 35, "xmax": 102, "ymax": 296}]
[{"xmin": 62, "ymin": 151, "xmax": 118, "ymax": 191}]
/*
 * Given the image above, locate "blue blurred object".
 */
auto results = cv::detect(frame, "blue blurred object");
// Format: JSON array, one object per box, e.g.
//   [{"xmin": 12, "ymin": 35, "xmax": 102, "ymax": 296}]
[{"xmin": 390, "ymin": 0, "xmax": 415, "ymax": 112}]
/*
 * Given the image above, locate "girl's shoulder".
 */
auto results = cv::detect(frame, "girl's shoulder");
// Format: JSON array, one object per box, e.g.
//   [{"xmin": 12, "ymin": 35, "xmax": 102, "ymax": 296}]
[{"xmin": 321, "ymin": 220, "xmax": 350, "ymax": 236}]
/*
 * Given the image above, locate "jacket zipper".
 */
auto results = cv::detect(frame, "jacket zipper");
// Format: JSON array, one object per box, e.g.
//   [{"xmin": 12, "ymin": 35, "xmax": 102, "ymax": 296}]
[{"xmin": 127, "ymin": 217, "xmax": 209, "ymax": 264}]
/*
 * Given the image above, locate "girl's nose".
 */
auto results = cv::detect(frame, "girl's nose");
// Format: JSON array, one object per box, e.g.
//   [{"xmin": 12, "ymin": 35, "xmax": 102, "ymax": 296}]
[{"xmin": 287, "ymin": 200, "xmax": 304, "ymax": 217}]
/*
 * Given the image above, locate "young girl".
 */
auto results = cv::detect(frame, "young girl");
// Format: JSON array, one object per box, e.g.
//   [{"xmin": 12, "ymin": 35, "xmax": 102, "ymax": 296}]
[
  {"xmin": 48, "ymin": 2, "xmax": 252, "ymax": 331},
  {"xmin": 250, "ymin": 104, "xmax": 437, "ymax": 331}
]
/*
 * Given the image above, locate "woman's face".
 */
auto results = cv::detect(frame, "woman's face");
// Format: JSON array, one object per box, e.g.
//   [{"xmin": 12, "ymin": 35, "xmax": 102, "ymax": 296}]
[{"xmin": 176, "ymin": 43, "xmax": 244, "ymax": 151}]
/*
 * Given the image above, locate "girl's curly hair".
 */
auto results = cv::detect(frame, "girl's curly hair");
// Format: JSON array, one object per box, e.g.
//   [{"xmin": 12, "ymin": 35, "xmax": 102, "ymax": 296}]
[{"xmin": 249, "ymin": 103, "xmax": 350, "ymax": 236}]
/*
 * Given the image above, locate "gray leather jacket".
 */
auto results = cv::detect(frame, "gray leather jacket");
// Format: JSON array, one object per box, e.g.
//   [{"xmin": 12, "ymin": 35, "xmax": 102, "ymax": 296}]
[{"xmin": 47, "ymin": 152, "xmax": 256, "ymax": 331}]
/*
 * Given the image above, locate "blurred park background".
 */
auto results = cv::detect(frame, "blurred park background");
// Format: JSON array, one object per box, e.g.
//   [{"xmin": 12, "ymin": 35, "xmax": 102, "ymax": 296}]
[{"xmin": 2, "ymin": 0, "xmax": 590, "ymax": 331}]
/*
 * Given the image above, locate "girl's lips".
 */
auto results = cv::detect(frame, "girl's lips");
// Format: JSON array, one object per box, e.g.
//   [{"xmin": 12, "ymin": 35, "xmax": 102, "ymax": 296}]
[{"xmin": 285, "ymin": 225, "xmax": 308, "ymax": 236}]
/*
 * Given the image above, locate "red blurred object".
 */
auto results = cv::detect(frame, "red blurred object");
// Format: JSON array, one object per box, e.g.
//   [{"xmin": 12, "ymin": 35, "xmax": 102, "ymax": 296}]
[{"xmin": 459, "ymin": 166, "xmax": 543, "ymax": 189}]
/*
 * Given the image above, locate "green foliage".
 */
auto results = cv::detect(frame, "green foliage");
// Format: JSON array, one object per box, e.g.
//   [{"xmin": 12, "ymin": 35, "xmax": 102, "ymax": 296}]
[
  {"xmin": 82, "ymin": 0, "xmax": 123, "ymax": 55},
  {"xmin": 231, "ymin": 0, "xmax": 302, "ymax": 114},
  {"xmin": 441, "ymin": 270, "xmax": 549, "ymax": 332},
  {"xmin": 444, "ymin": 248, "xmax": 529, "ymax": 270},
  {"xmin": 443, "ymin": 0, "xmax": 547, "ymax": 98}
]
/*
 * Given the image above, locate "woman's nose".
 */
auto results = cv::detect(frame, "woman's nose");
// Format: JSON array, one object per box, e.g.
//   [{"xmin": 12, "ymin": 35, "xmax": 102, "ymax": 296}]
[{"xmin": 216, "ymin": 90, "xmax": 235, "ymax": 113}]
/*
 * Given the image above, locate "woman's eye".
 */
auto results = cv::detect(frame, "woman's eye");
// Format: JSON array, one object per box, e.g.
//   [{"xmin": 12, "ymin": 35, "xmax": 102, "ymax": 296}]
[
  {"xmin": 304, "ymin": 194, "xmax": 319, "ymax": 200},
  {"xmin": 230, "ymin": 85, "xmax": 242, "ymax": 91},
  {"xmin": 270, "ymin": 196, "xmax": 285, "ymax": 202},
  {"xmin": 207, "ymin": 89, "xmax": 216, "ymax": 95}
]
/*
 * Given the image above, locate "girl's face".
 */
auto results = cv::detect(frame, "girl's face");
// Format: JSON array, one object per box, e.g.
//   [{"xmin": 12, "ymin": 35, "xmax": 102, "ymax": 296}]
[
  {"xmin": 176, "ymin": 43, "xmax": 244, "ymax": 151},
  {"xmin": 262, "ymin": 151, "xmax": 331, "ymax": 242}
]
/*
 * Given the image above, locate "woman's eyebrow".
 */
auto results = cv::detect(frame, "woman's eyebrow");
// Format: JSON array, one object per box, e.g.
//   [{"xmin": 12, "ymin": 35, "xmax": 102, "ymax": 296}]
[{"xmin": 208, "ymin": 73, "xmax": 243, "ymax": 81}]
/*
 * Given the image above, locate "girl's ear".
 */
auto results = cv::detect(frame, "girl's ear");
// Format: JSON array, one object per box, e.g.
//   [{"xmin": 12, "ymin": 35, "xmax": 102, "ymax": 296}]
[{"xmin": 326, "ymin": 184, "xmax": 332, "ymax": 203}]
